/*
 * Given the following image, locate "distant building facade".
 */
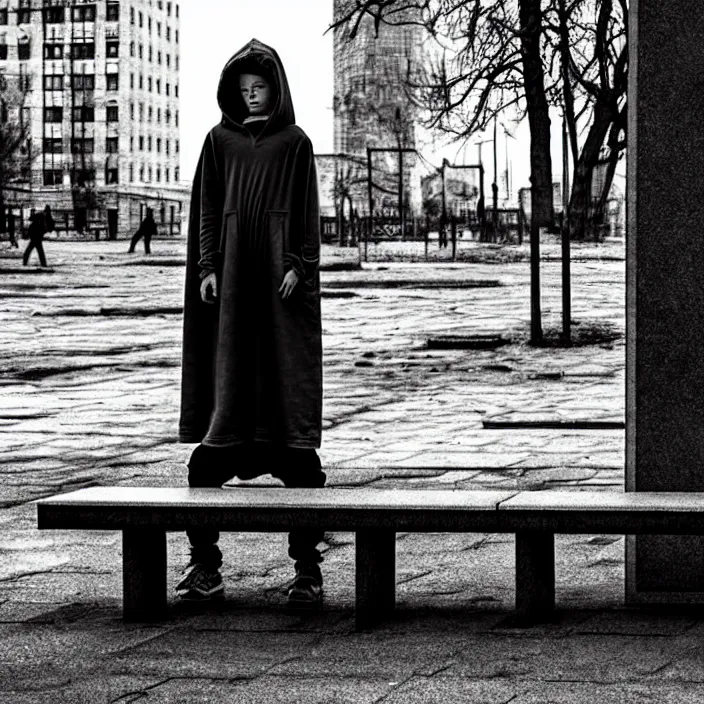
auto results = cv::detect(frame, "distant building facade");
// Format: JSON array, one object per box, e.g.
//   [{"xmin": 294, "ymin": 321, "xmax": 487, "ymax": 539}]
[
  {"xmin": 0, "ymin": 0, "xmax": 188, "ymax": 238},
  {"xmin": 332, "ymin": 0, "xmax": 423, "ymax": 219}
]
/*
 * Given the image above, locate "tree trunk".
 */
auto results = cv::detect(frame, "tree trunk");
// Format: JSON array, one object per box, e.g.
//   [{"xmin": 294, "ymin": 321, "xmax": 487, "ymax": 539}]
[
  {"xmin": 519, "ymin": 0, "xmax": 553, "ymax": 229},
  {"xmin": 568, "ymin": 102, "xmax": 614, "ymax": 240}
]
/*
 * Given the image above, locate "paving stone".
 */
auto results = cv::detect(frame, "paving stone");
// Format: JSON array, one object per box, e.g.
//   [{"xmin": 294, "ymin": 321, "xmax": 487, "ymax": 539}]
[
  {"xmin": 384, "ymin": 676, "xmax": 528, "ymax": 703},
  {"xmin": 512, "ymin": 682, "xmax": 704, "ymax": 703}
]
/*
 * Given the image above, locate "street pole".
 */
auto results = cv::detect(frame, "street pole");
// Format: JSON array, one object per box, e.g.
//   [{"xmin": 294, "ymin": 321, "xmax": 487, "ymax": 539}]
[
  {"xmin": 398, "ymin": 144, "xmax": 404, "ymax": 241},
  {"xmin": 530, "ymin": 175, "xmax": 543, "ymax": 343},
  {"xmin": 366, "ymin": 147, "xmax": 372, "ymax": 263},
  {"xmin": 492, "ymin": 116, "xmax": 499, "ymax": 241},
  {"xmin": 561, "ymin": 113, "xmax": 571, "ymax": 343},
  {"xmin": 440, "ymin": 159, "xmax": 447, "ymax": 249}
]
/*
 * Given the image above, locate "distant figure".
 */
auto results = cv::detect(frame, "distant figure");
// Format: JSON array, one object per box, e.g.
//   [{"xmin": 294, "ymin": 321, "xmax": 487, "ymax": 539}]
[
  {"xmin": 128, "ymin": 208, "xmax": 157, "ymax": 254},
  {"xmin": 22, "ymin": 205, "xmax": 53, "ymax": 267},
  {"xmin": 7, "ymin": 212, "xmax": 17, "ymax": 248}
]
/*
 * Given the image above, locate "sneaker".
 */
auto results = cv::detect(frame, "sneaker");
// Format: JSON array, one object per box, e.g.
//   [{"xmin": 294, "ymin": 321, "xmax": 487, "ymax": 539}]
[
  {"xmin": 286, "ymin": 562, "xmax": 323, "ymax": 609},
  {"xmin": 175, "ymin": 562, "xmax": 224, "ymax": 601}
]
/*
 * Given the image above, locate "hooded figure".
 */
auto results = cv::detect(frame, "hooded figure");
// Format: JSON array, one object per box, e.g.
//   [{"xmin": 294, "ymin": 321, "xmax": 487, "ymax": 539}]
[
  {"xmin": 180, "ymin": 38, "xmax": 322, "ymax": 449},
  {"xmin": 176, "ymin": 39, "xmax": 326, "ymax": 608}
]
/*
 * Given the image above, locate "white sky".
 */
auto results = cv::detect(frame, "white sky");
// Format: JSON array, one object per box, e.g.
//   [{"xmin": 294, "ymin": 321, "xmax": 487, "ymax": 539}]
[{"xmin": 179, "ymin": 1, "xmax": 623, "ymax": 201}]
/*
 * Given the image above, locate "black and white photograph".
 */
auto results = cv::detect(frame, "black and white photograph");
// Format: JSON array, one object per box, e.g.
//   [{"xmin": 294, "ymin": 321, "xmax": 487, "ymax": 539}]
[{"xmin": 3, "ymin": 0, "xmax": 704, "ymax": 701}]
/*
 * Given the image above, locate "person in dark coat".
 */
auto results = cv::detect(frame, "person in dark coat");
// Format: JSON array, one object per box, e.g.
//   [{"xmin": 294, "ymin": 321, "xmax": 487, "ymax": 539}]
[
  {"xmin": 22, "ymin": 205, "xmax": 53, "ymax": 267},
  {"xmin": 176, "ymin": 38, "xmax": 325, "ymax": 607},
  {"xmin": 128, "ymin": 208, "xmax": 157, "ymax": 254}
]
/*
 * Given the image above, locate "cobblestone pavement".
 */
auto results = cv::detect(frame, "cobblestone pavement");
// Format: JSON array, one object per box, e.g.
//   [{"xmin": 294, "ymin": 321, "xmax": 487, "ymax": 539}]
[{"xmin": 4, "ymin": 237, "xmax": 692, "ymax": 704}]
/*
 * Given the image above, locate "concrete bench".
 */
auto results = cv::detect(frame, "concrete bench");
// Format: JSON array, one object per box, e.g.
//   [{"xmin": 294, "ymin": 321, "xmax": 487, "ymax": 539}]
[{"xmin": 36, "ymin": 487, "xmax": 704, "ymax": 628}]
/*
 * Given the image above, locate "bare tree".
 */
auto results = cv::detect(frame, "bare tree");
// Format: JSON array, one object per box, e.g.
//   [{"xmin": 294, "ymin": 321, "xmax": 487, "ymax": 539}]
[
  {"xmin": 0, "ymin": 72, "xmax": 32, "ymax": 230},
  {"xmin": 330, "ymin": 0, "xmax": 556, "ymax": 229},
  {"xmin": 546, "ymin": 0, "xmax": 627, "ymax": 240}
]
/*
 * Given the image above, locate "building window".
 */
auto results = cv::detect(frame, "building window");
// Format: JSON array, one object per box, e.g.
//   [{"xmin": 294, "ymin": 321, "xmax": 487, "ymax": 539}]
[
  {"xmin": 71, "ymin": 43, "xmax": 95, "ymax": 60},
  {"xmin": 72, "ymin": 106, "xmax": 95, "ymax": 122},
  {"xmin": 138, "ymin": 44, "xmax": 143, "ymax": 59},
  {"xmin": 70, "ymin": 138, "xmax": 94, "ymax": 153},
  {"xmin": 43, "ymin": 137, "xmax": 63, "ymax": 154},
  {"xmin": 174, "ymin": 166, "xmax": 179, "ymax": 181},
  {"xmin": 43, "ymin": 43, "xmax": 63, "ymax": 59},
  {"xmin": 165, "ymin": 139, "xmax": 169, "ymax": 155},
  {"xmin": 157, "ymin": 108, "xmax": 161, "ymax": 123},
  {"xmin": 148, "ymin": 166, "xmax": 152, "ymax": 182},
  {"xmin": 44, "ymin": 170, "xmax": 63, "ymax": 186},
  {"xmin": 105, "ymin": 167, "xmax": 119, "ymax": 184},
  {"xmin": 130, "ymin": 41, "xmax": 135, "ymax": 57},
  {"xmin": 44, "ymin": 6, "xmax": 64, "ymax": 23},
  {"xmin": 148, "ymin": 106, "xmax": 152, "ymax": 122},
  {"xmin": 175, "ymin": 84, "xmax": 179, "ymax": 98},
  {"xmin": 74, "ymin": 169, "xmax": 95, "ymax": 185},
  {"xmin": 44, "ymin": 107, "xmax": 63, "ymax": 122},
  {"xmin": 165, "ymin": 167, "xmax": 170, "ymax": 182},
  {"xmin": 156, "ymin": 79, "xmax": 161, "ymax": 94},
  {"xmin": 106, "ymin": 104, "xmax": 119, "ymax": 122},
  {"xmin": 139, "ymin": 74, "xmax": 143, "ymax": 89},
  {"xmin": 139, "ymin": 103, "xmax": 144, "ymax": 121},
  {"xmin": 175, "ymin": 29, "xmax": 179, "ymax": 43},
  {"xmin": 167, "ymin": 1, "xmax": 171, "ymax": 15},
  {"xmin": 0, "ymin": 9, "xmax": 7, "ymax": 24},
  {"xmin": 147, "ymin": 77, "xmax": 152, "ymax": 92},
  {"xmin": 0, "ymin": 44, "xmax": 6, "ymax": 60},
  {"xmin": 165, "ymin": 109, "xmax": 170, "ymax": 124},
  {"xmin": 156, "ymin": 138, "xmax": 161, "ymax": 153},
  {"xmin": 176, "ymin": 4, "xmax": 179, "ymax": 17},
  {"xmin": 148, "ymin": 16, "xmax": 152, "ymax": 32},
  {"xmin": 18, "ymin": 42, "xmax": 30, "ymax": 60},
  {"xmin": 175, "ymin": 110, "xmax": 178, "ymax": 127},
  {"xmin": 148, "ymin": 46, "xmax": 152, "ymax": 62},
  {"xmin": 157, "ymin": 50, "xmax": 161, "ymax": 65},
  {"xmin": 166, "ymin": 26, "xmax": 171, "ymax": 41},
  {"xmin": 130, "ymin": 7, "xmax": 135, "ymax": 24},
  {"xmin": 107, "ymin": 74, "xmax": 119, "ymax": 91},
  {"xmin": 72, "ymin": 5, "xmax": 96, "ymax": 22},
  {"xmin": 129, "ymin": 163, "xmax": 134, "ymax": 182},
  {"xmin": 156, "ymin": 167, "xmax": 161, "ymax": 182},
  {"xmin": 175, "ymin": 139, "xmax": 179, "ymax": 153},
  {"xmin": 72, "ymin": 74, "xmax": 95, "ymax": 90},
  {"xmin": 157, "ymin": 21, "xmax": 161, "ymax": 37},
  {"xmin": 17, "ymin": 8, "xmax": 30, "ymax": 23},
  {"xmin": 130, "ymin": 136, "xmax": 134, "ymax": 151},
  {"xmin": 107, "ymin": 2, "xmax": 119, "ymax": 21},
  {"xmin": 130, "ymin": 73, "xmax": 134, "ymax": 89},
  {"xmin": 175, "ymin": 56, "xmax": 179, "ymax": 71},
  {"xmin": 166, "ymin": 54, "xmax": 170, "ymax": 68},
  {"xmin": 138, "ymin": 11, "xmax": 143, "ymax": 27},
  {"xmin": 139, "ymin": 135, "xmax": 144, "ymax": 151},
  {"xmin": 43, "ymin": 75, "xmax": 63, "ymax": 90},
  {"xmin": 130, "ymin": 102, "xmax": 134, "ymax": 119},
  {"xmin": 147, "ymin": 135, "xmax": 152, "ymax": 151},
  {"xmin": 139, "ymin": 165, "xmax": 145, "ymax": 181},
  {"xmin": 106, "ymin": 40, "xmax": 119, "ymax": 58}
]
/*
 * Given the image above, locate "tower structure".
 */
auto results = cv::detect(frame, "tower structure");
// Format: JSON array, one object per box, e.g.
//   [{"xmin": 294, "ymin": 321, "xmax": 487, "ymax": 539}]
[
  {"xmin": 0, "ymin": 0, "xmax": 188, "ymax": 238},
  {"xmin": 332, "ymin": 1, "xmax": 422, "ymax": 219}
]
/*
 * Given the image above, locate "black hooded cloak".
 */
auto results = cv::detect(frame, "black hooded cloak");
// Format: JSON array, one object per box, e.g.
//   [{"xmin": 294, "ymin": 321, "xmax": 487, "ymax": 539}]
[{"xmin": 179, "ymin": 38, "xmax": 322, "ymax": 449}]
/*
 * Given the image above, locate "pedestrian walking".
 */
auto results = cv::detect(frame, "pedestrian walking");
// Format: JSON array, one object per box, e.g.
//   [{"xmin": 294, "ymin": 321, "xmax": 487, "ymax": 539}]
[
  {"xmin": 127, "ymin": 208, "xmax": 157, "ymax": 254},
  {"xmin": 178, "ymin": 39, "xmax": 325, "ymax": 607},
  {"xmin": 22, "ymin": 205, "xmax": 53, "ymax": 267}
]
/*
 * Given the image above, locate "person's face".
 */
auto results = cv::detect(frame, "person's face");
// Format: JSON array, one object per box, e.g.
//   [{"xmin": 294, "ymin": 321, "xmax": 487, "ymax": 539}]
[{"xmin": 239, "ymin": 73, "xmax": 273, "ymax": 116}]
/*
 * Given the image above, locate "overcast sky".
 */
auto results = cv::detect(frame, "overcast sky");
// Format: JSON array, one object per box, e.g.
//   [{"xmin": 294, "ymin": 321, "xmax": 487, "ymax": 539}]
[
  {"xmin": 180, "ymin": 0, "xmax": 334, "ymax": 181},
  {"xmin": 178, "ymin": 2, "xmax": 622, "ymax": 200}
]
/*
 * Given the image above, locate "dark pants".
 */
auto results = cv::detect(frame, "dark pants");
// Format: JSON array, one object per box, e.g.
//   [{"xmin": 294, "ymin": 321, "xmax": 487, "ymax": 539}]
[
  {"xmin": 23, "ymin": 238, "xmax": 47, "ymax": 267},
  {"xmin": 186, "ymin": 442, "xmax": 326, "ymax": 570},
  {"xmin": 128, "ymin": 231, "xmax": 151, "ymax": 253}
]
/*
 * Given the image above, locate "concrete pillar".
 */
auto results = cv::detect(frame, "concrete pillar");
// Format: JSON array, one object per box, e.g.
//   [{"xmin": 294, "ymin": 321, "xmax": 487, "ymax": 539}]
[{"xmin": 626, "ymin": 0, "xmax": 704, "ymax": 601}]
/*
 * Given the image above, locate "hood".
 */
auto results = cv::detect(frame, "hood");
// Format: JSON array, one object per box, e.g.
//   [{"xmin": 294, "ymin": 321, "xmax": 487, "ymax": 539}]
[{"xmin": 216, "ymin": 38, "xmax": 296, "ymax": 134}]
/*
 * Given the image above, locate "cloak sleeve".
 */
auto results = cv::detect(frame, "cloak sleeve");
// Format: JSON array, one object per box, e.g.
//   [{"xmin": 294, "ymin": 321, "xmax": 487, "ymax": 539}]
[
  {"xmin": 284, "ymin": 136, "xmax": 320, "ymax": 287},
  {"xmin": 197, "ymin": 132, "xmax": 223, "ymax": 280}
]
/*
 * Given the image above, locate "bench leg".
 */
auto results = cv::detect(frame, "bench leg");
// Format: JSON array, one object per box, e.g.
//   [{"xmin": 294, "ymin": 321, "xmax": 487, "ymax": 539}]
[
  {"xmin": 515, "ymin": 531, "xmax": 554, "ymax": 623},
  {"xmin": 123, "ymin": 528, "xmax": 167, "ymax": 622},
  {"xmin": 356, "ymin": 529, "xmax": 395, "ymax": 630}
]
